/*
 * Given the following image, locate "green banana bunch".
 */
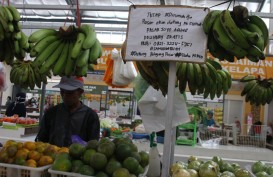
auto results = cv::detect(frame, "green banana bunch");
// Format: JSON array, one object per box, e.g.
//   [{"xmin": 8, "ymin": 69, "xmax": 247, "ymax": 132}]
[
  {"xmin": 240, "ymin": 75, "xmax": 273, "ymax": 105},
  {"xmin": 10, "ymin": 60, "xmax": 47, "ymax": 90},
  {"xmin": 176, "ymin": 58, "xmax": 232, "ymax": 100},
  {"xmin": 30, "ymin": 24, "xmax": 102, "ymax": 77},
  {"xmin": 136, "ymin": 57, "xmax": 232, "ymax": 98},
  {"xmin": 203, "ymin": 5, "xmax": 268, "ymax": 63},
  {"xmin": 136, "ymin": 61, "xmax": 168, "ymax": 96},
  {"xmin": 0, "ymin": 5, "xmax": 29, "ymax": 64}
]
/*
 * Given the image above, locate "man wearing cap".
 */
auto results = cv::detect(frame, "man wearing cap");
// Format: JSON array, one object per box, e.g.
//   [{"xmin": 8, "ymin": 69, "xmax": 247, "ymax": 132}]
[
  {"xmin": 35, "ymin": 76, "xmax": 100, "ymax": 147},
  {"xmin": 5, "ymin": 92, "xmax": 27, "ymax": 117}
]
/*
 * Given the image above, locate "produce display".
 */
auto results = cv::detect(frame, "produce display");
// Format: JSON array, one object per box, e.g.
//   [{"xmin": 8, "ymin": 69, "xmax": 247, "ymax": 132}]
[
  {"xmin": 28, "ymin": 24, "xmax": 102, "ymax": 77},
  {"xmin": 0, "ymin": 5, "xmax": 30, "ymax": 64},
  {"xmin": 203, "ymin": 5, "xmax": 268, "ymax": 62},
  {"xmin": 51, "ymin": 137, "xmax": 149, "ymax": 177},
  {"xmin": 170, "ymin": 155, "xmax": 273, "ymax": 177},
  {"xmin": 136, "ymin": 57, "xmax": 232, "ymax": 100},
  {"xmin": 0, "ymin": 116, "xmax": 37, "ymax": 125},
  {"xmin": 240, "ymin": 74, "xmax": 273, "ymax": 106},
  {"xmin": 0, "ymin": 140, "xmax": 67, "ymax": 167}
]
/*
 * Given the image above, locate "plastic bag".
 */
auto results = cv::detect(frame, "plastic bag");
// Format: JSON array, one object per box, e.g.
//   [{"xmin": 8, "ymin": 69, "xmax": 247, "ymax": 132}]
[
  {"xmin": 120, "ymin": 60, "xmax": 137, "ymax": 80},
  {"xmin": 71, "ymin": 135, "xmax": 87, "ymax": 146},
  {"xmin": 112, "ymin": 49, "xmax": 132, "ymax": 86},
  {"xmin": 138, "ymin": 86, "xmax": 190, "ymax": 134},
  {"xmin": 0, "ymin": 63, "xmax": 7, "ymax": 91}
]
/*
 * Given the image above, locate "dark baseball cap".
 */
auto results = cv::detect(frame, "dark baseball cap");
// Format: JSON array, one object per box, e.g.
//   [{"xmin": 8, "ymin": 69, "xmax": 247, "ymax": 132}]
[{"xmin": 53, "ymin": 76, "xmax": 84, "ymax": 91}]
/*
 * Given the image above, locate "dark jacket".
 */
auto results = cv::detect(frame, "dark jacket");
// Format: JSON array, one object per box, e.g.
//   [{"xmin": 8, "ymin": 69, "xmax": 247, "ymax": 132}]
[
  {"xmin": 35, "ymin": 103, "xmax": 100, "ymax": 147},
  {"xmin": 5, "ymin": 101, "xmax": 26, "ymax": 117}
]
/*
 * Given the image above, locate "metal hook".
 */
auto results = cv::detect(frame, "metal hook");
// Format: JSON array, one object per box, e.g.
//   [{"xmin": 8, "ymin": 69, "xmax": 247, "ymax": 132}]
[{"xmin": 127, "ymin": 0, "xmax": 136, "ymax": 9}]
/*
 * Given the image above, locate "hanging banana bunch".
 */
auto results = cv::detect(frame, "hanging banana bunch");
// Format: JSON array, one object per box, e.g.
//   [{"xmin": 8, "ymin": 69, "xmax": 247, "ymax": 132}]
[
  {"xmin": 203, "ymin": 5, "xmax": 268, "ymax": 62},
  {"xmin": 136, "ymin": 57, "xmax": 232, "ymax": 100},
  {"xmin": 10, "ymin": 60, "xmax": 48, "ymax": 90},
  {"xmin": 240, "ymin": 75, "xmax": 273, "ymax": 106},
  {"xmin": 0, "ymin": 5, "xmax": 30, "ymax": 65},
  {"xmin": 28, "ymin": 24, "xmax": 102, "ymax": 77}
]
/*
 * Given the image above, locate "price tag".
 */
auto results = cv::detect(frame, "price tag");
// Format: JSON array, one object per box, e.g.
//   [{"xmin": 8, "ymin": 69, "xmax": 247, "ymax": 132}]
[{"xmin": 125, "ymin": 5, "xmax": 208, "ymax": 63}]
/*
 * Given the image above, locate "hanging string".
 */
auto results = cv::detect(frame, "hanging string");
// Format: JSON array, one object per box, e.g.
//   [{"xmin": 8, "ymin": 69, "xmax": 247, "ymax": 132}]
[
  {"xmin": 7, "ymin": 0, "xmax": 9, "ymax": 6},
  {"xmin": 2, "ymin": 0, "xmax": 4, "ymax": 6},
  {"xmin": 76, "ymin": 0, "xmax": 81, "ymax": 27},
  {"xmin": 207, "ymin": 0, "xmax": 232, "ymax": 9}
]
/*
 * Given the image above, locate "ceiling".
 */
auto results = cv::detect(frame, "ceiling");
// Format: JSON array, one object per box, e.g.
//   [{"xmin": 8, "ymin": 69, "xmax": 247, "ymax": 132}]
[{"xmin": 3, "ymin": 0, "xmax": 269, "ymax": 30}]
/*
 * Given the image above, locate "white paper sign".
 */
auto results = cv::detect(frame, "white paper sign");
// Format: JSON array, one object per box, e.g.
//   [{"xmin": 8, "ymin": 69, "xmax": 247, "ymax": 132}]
[{"xmin": 125, "ymin": 5, "xmax": 208, "ymax": 62}]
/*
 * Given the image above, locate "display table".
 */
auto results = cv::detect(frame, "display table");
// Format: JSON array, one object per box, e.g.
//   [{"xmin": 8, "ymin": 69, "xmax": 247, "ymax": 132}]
[{"xmin": 0, "ymin": 126, "xmax": 38, "ymax": 140}]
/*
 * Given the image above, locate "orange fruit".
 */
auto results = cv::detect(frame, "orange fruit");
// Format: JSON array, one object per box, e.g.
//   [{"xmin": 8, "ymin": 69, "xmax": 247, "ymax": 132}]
[
  {"xmin": 38, "ymin": 155, "xmax": 53, "ymax": 167},
  {"xmin": 28, "ymin": 150, "xmax": 41, "ymax": 161},
  {"xmin": 17, "ymin": 142, "xmax": 23, "ymax": 150},
  {"xmin": 15, "ymin": 149, "xmax": 29, "ymax": 160},
  {"xmin": 23, "ymin": 142, "xmax": 36, "ymax": 151},
  {"xmin": 4, "ymin": 140, "xmax": 17, "ymax": 148},
  {"xmin": 26, "ymin": 159, "xmax": 37, "ymax": 167},
  {"xmin": 58, "ymin": 147, "xmax": 69, "ymax": 153}
]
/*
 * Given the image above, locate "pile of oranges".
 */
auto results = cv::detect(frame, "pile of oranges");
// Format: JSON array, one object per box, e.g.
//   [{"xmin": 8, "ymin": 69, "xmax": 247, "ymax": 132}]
[{"xmin": 0, "ymin": 140, "xmax": 68, "ymax": 168}]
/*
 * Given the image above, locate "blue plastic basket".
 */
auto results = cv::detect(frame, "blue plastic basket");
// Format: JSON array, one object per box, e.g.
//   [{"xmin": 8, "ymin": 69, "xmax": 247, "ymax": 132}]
[{"xmin": 132, "ymin": 132, "xmax": 149, "ymax": 139}]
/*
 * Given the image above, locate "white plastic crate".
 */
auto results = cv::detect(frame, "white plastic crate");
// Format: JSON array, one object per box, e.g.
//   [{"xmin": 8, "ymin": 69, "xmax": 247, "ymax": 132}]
[
  {"xmin": 0, "ymin": 163, "xmax": 51, "ymax": 177},
  {"xmin": 48, "ymin": 165, "xmax": 148, "ymax": 177}
]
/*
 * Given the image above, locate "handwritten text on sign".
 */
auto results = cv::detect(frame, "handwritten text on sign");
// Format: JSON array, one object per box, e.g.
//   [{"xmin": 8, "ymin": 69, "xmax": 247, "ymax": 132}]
[{"xmin": 125, "ymin": 6, "xmax": 208, "ymax": 62}]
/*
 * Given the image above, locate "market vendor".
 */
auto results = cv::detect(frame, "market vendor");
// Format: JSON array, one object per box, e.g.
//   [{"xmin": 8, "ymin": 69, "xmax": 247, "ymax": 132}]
[{"xmin": 35, "ymin": 76, "xmax": 100, "ymax": 147}]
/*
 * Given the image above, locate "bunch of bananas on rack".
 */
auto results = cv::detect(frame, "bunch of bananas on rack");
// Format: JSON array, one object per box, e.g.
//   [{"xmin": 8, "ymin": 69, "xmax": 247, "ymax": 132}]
[
  {"xmin": 0, "ymin": 5, "xmax": 30, "ymax": 65},
  {"xmin": 136, "ymin": 58, "xmax": 232, "ymax": 99},
  {"xmin": 240, "ymin": 75, "xmax": 273, "ymax": 105},
  {"xmin": 176, "ymin": 58, "xmax": 232, "ymax": 100},
  {"xmin": 203, "ymin": 5, "xmax": 268, "ymax": 62},
  {"xmin": 10, "ymin": 60, "xmax": 48, "ymax": 89},
  {"xmin": 29, "ymin": 24, "xmax": 102, "ymax": 77},
  {"xmin": 136, "ymin": 61, "xmax": 169, "ymax": 96}
]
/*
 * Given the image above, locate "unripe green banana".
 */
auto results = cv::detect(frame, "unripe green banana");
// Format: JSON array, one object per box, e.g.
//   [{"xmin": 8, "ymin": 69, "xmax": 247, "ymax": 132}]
[
  {"xmin": 240, "ymin": 28, "xmax": 260, "ymax": 45},
  {"xmin": 202, "ymin": 10, "xmax": 221, "ymax": 34},
  {"xmin": 0, "ymin": 14, "xmax": 9, "ymax": 32},
  {"xmin": 33, "ymin": 39, "xmax": 62, "ymax": 67},
  {"xmin": 186, "ymin": 63, "xmax": 195, "ymax": 84},
  {"xmin": 220, "ymin": 10, "xmax": 250, "ymax": 49},
  {"xmin": 76, "ymin": 49, "xmax": 90, "ymax": 68},
  {"xmin": 2, "ymin": 6, "xmax": 13, "ymax": 22},
  {"xmin": 88, "ymin": 39, "xmax": 102, "ymax": 64},
  {"xmin": 52, "ymin": 41, "xmax": 70, "ymax": 76},
  {"xmin": 193, "ymin": 63, "xmax": 203, "ymax": 86},
  {"xmin": 28, "ymin": 29, "xmax": 58, "ymax": 43},
  {"xmin": 248, "ymin": 15, "xmax": 269, "ymax": 48},
  {"xmin": 212, "ymin": 16, "xmax": 247, "ymax": 59},
  {"xmin": 64, "ymin": 42, "xmax": 76, "ymax": 76},
  {"xmin": 80, "ymin": 24, "xmax": 96, "ymax": 50},
  {"xmin": 34, "ymin": 35, "xmax": 60, "ymax": 54},
  {"xmin": 7, "ymin": 5, "xmax": 20, "ymax": 21},
  {"xmin": 39, "ymin": 41, "xmax": 65, "ymax": 74},
  {"xmin": 246, "ymin": 23, "xmax": 264, "ymax": 51},
  {"xmin": 71, "ymin": 32, "xmax": 85, "ymax": 59}
]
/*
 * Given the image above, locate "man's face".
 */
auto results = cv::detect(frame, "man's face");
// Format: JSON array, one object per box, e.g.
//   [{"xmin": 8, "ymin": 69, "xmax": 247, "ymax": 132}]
[{"xmin": 60, "ymin": 88, "xmax": 83, "ymax": 107}]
